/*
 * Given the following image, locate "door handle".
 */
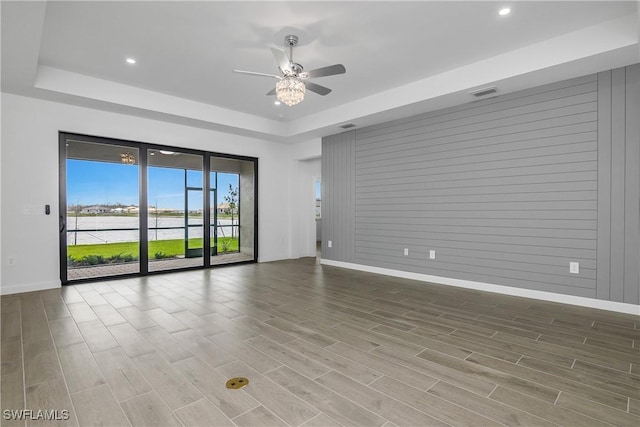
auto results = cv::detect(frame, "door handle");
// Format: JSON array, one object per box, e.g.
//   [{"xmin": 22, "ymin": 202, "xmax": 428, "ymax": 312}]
[{"xmin": 59, "ymin": 215, "xmax": 66, "ymax": 233}]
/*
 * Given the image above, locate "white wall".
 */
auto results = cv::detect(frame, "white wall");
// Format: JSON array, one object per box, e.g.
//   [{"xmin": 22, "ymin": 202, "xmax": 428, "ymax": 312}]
[
  {"xmin": 291, "ymin": 157, "xmax": 321, "ymax": 258},
  {"xmin": 291, "ymin": 138, "xmax": 321, "ymax": 161},
  {"xmin": 0, "ymin": 93, "xmax": 298, "ymax": 294},
  {"xmin": 288, "ymin": 138, "xmax": 321, "ymax": 259}
]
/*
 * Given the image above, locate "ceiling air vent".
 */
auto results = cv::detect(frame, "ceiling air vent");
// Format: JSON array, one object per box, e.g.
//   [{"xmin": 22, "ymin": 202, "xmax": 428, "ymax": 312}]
[
  {"xmin": 469, "ymin": 86, "xmax": 498, "ymax": 98},
  {"xmin": 339, "ymin": 123, "xmax": 356, "ymax": 129}
]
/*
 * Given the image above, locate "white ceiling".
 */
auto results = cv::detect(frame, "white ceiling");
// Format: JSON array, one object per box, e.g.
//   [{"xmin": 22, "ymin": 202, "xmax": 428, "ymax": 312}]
[{"xmin": 2, "ymin": 1, "xmax": 639, "ymax": 143}]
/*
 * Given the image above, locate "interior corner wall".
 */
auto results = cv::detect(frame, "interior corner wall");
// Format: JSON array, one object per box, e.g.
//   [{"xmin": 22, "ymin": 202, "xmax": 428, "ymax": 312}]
[
  {"xmin": 0, "ymin": 94, "xmax": 3, "ymax": 289},
  {"xmin": 290, "ymin": 138, "xmax": 322, "ymax": 259},
  {"xmin": 322, "ymin": 64, "xmax": 640, "ymax": 305},
  {"xmin": 597, "ymin": 64, "xmax": 640, "ymax": 304},
  {"xmin": 0, "ymin": 93, "xmax": 294, "ymax": 295},
  {"xmin": 293, "ymin": 157, "xmax": 321, "ymax": 259},
  {"xmin": 321, "ymin": 131, "xmax": 355, "ymax": 262}
]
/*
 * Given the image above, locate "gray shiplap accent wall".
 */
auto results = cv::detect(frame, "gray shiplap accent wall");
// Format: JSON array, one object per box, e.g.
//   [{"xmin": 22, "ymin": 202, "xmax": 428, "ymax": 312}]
[
  {"xmin": 596, "ymin": 71, "xmax": 612, "ymax": 301},
  {"xmin": 598, "ymin": 65, "xmax": 640, "ymax": 304},
  {"xmin": 322, "ymin": 65, "xmax": 640, "ymax": 303},
  {"xmin": 321, "ymin": 131, "xmax": 355, "ymax": 262},
  {"xmin": 625, "ymin": 65, "xmax": 639, "ymax": 305},
  {"xmin": 353, "ymin": 75, "xmax": 598, "ymax": 298}
]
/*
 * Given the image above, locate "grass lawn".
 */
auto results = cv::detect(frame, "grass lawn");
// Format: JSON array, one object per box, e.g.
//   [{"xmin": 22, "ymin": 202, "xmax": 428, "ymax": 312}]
[{"xmin": 68, "ymin": 237, "xmax": 239, "ymax": 260}]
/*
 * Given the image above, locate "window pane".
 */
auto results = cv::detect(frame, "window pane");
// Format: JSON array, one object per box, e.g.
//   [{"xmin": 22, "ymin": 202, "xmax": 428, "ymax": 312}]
[
  {"xmin": 65, "ymin": 140, "xmax": 140, "ymax": 280},
  {"xmin": 210, "ymin": 157, "xmax": 255, "ymax": 265},
  {"xmin": 148, "ymin": 151, "xmax": 203, "ymax": 272}
]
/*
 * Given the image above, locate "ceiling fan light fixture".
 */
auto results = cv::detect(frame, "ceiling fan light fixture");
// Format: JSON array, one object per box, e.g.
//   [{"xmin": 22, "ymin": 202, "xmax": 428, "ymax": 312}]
[
  {"xmin": 234, "ymin": 34, "xmax": 344, "ymax": 104},
  {"xmin": 276, "ymin": 76, "xmax": 305, "ymax": 106}
]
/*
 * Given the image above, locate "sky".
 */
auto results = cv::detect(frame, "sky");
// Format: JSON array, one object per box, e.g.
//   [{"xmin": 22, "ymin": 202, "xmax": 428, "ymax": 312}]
[{"xmin": 67, "ymin": 159, "xmax": 239, "ymax": 209}]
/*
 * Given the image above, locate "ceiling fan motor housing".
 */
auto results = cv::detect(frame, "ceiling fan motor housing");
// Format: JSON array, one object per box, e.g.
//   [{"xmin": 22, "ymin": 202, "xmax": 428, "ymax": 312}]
[
  {"xmin": 285, "ymin": 35, "xmax": 299, "ymax": 47},
  {"xmin": 288, "ymin": 63, "xmax": 304, "ymax": 76}
]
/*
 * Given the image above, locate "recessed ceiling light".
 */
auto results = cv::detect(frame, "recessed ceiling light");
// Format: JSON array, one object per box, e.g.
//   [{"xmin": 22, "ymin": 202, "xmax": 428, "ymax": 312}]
[
  {"xmin": 498, "ymin": 7, "xmax": 511, "ymax": 16},
  {"xmin": 274, "ymin": 100, "xmax": 281, "ymax": 106},
  {"xmin": 126, "ymin": 58, "xmax": 136, "ymax": 64}
]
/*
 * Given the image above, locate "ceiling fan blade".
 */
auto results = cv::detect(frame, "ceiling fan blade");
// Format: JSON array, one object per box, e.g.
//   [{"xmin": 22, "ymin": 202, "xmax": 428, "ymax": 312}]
[
  {"xmin": 303, "ymin": 64, "xmax": 346, "ymax": 79},
  {"xmin": 233, "ymin": 70, "xmax": 280, "ymax": 79},
  {"xmin": 271, "ymin": 48, "xmax": 290, "ymax": 73},
  {"xmin": 305, "ymin": 81, "xmax": 332, "ymax": 96},
  {"xmin": 266, "ymin": 88, "xmax": 276, "ymax": 96}
]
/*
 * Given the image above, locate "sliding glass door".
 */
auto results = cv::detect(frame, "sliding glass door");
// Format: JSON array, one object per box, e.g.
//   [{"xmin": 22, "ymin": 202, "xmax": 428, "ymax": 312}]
[
  {"xmin": 147, "ymin": 150, "xmax": 204, "ymax": 272},
  {"xmin": 62, "ymin": 138, "xmax": 141, "ymax": 281},
  {"xmin": 59, "ymin": 133, "xmax": 257, "ymax": 283},
  {"xmin": 210, "ymin": 157, "xmax": 256, "ymax": 265}
]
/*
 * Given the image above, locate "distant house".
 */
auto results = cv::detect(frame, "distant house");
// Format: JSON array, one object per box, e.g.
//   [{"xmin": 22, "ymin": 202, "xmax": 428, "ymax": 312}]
[
  {"xmin": 149, "ymin": 207, "xmax": 178, "ymax": 214},
  {"xmin": 217, "ymin": 203, "xmax": 238, "ymax": 215},
  {"xmin": 81, "ymin": 205, "xmax": 109, "ymax": 214}
]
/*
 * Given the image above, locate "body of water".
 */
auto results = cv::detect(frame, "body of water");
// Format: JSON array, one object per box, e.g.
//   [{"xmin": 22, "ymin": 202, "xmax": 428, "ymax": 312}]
[{"xmin": 66, "ymin": 215, "xmax": 237, "ymax": 245}]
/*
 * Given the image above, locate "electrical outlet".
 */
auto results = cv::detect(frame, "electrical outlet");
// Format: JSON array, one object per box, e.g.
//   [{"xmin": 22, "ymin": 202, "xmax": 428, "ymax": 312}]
[
  {"xmin": 327, "ymin": 240, "xmax": 332, "ymax": 248},
  {"xmin": 429, "ymin": 250, "xmax": 436, "ymax": 260},
  {"xmin": 404, "ymin": 248, "xmax": 409, "ymax": 256},
  {"xmin": 569, "ymin": 262, "xmax": 579, "ymax": 274},
  {"xmin": 8, "ymin": 257, "xmax": 16, "ymax": 266}
]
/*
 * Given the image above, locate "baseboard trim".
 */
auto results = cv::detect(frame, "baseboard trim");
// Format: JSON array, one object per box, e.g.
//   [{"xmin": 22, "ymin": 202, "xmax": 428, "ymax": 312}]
[
  {"xmin": 320, "ymin": 259, "xmax": 640, "ymax": 316},
  {"xmin": 0, "ymin": 280, "xmax": 61, "ymax": 296}
]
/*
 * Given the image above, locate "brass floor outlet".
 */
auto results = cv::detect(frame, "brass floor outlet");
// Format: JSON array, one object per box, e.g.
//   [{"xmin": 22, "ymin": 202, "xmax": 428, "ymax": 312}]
[{"xmin": 225, "ymin": 377, "xmax": 249, "ymax": 389}]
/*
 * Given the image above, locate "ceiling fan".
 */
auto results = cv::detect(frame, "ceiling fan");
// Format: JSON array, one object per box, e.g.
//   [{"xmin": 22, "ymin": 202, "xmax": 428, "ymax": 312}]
[{"xmin": 233, "ymin": 35, "xmax": 346, "ymax": 106}]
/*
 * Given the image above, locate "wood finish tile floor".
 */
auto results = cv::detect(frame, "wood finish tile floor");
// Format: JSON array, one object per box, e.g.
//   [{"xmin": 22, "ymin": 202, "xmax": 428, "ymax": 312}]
[{"xmin": 1, "ymin": 258, "xmax": 639, "ymax": 426}]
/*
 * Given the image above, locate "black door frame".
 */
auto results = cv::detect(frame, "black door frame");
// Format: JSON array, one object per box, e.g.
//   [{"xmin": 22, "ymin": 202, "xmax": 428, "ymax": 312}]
[{"xmin": 59, "ymin": 132, "xmax": 258, "ymax": 284}]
